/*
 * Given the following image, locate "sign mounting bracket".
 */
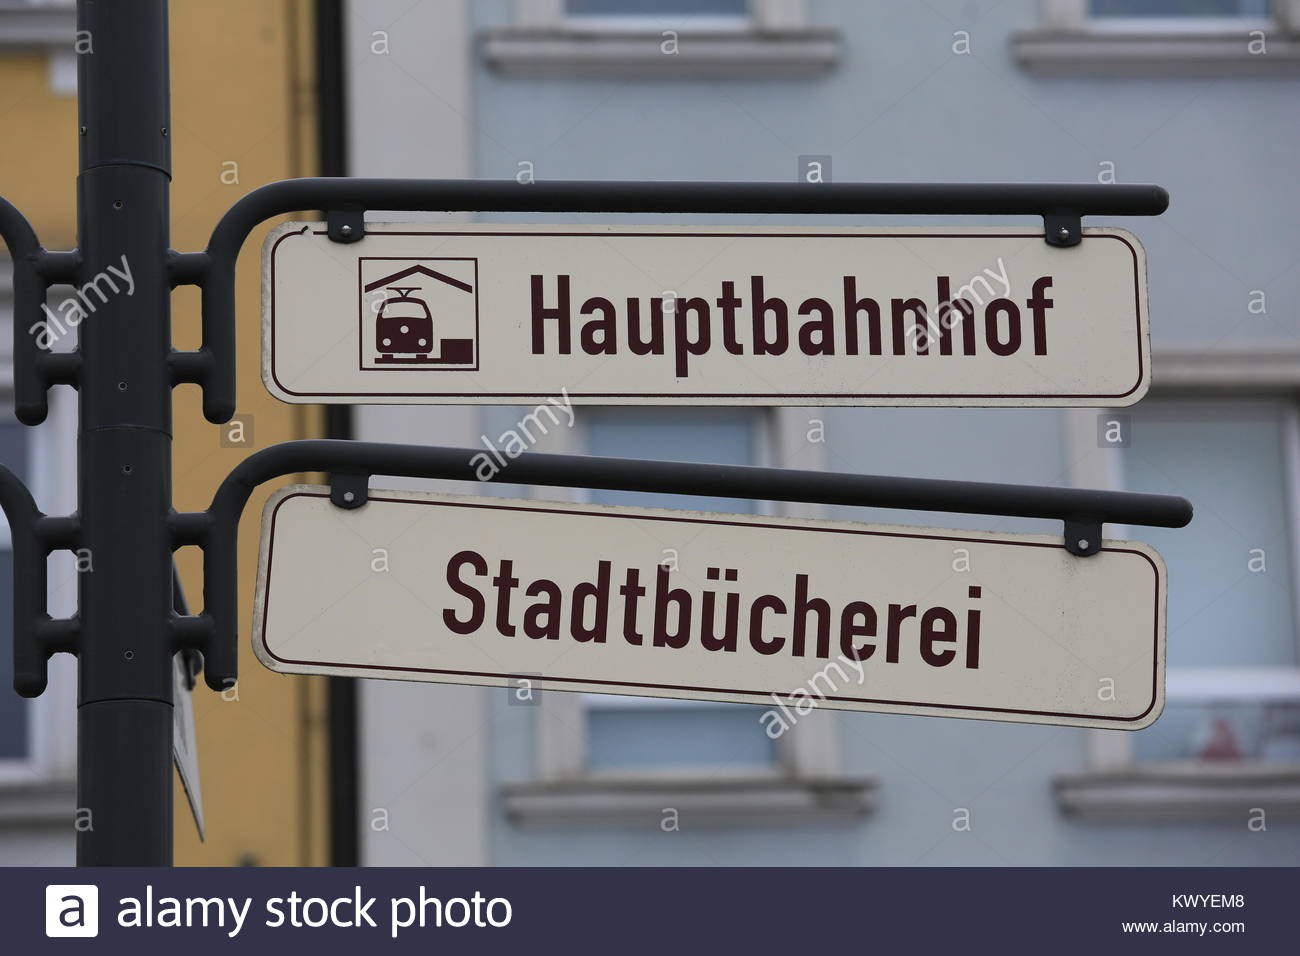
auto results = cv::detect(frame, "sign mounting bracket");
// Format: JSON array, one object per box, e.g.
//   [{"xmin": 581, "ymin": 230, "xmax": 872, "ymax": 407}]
[
  {"xmin": 1064, "ymin": 518, "xmax": 1104, "ymax": 557},
  {"xmin": 1044, "ymin": 212, "xmax": 1083, "ymax": 248},
  {"xmin": 164, "ymin": 439, "xmax": 1192, "ymax": 694},
  {"xmin": 329, "ymin": 472, "xmax": 369, "ymax": 509},
  {"xmin": 326, "ymin": 207, "xmax": 364, "ymax": 244}
]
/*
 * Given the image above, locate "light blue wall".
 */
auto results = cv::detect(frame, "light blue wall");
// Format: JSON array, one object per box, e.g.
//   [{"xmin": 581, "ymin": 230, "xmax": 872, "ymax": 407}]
[{"xmin": 468, "ymin": 0, "xmax": 1300, "ymax": 865}]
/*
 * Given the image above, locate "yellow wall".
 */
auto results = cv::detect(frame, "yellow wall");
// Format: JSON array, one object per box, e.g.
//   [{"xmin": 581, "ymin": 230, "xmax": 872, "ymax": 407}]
[
  {"xmin": 1, "ymin": 1, "xmax": 329, "ymax": 865},
  {"xmin": 169, "ymin": 0, "xmax": 329, "ymax": 867}
]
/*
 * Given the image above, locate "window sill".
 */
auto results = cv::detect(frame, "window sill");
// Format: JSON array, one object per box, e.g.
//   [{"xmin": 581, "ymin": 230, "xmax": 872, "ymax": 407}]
[
  {"xmin": 501, "ymin": 773, "xmax": 876, "ymax": 827},
  {"xmin": 480, "ymin": 28, "xmax": 842, "ymax": 80},
  {"xmin": 1153, "ymin": 344, "xmax": 1300, "ymax": 391},
  {"xmin": 0, "ymin": 778, "xmax": 75, "ymax": 829},
  {"xmin": 0, "ymin": 7, "xmax": 75, "ymax": 50},
  {"xmin": 1055, "ymin": 763, "xmax": 1300, "ymax": 822},
  {"xmin": 1012, "ymin": 29, "xmax": 1300, "ymax": 76}
]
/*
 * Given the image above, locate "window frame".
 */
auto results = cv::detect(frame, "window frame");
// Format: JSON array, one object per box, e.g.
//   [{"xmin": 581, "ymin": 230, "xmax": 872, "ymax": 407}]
[
  {"xmin": 481, "ymin": 0, "xmax": 841, "ymax": 81},
  {"xmin": 501, "ymin": 406, "xmax": 876, "ymax": 826},
  {"xmin": 0, "ymin": 0, "xmax": 78, "ymax": 95},
  {"xmin": 1058, "ymin": 0, "xmax": 1276, "ymax": 32},
  {"xmin": 1056, "ymin": 356, "xmax": 1300, "ymax": 818},
  {"xmin": 1016, "ymin": 0, "xmax": 1300, "ymax": 75}
]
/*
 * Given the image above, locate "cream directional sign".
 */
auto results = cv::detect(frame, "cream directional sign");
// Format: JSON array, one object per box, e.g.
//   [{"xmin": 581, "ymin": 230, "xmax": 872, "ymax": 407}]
[
  {"xmin": 253, "ymin": 487, "xmax": 1166, "ymax": 730},
  {"xmin": 262, "ymin": 223, "xmax": 1150, "ymax": 407}
]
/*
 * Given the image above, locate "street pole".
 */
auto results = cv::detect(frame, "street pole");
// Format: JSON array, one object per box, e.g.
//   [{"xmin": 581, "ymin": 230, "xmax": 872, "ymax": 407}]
[{"xmin": 74, "ymin": 0, "xmax": 174, "ymax": 866}]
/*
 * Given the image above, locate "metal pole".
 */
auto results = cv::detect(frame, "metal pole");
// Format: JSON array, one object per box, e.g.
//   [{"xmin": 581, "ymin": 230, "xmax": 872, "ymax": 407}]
[{"xmin": 75, "ymin": 0, "xmax": 174, "ymax": 866}]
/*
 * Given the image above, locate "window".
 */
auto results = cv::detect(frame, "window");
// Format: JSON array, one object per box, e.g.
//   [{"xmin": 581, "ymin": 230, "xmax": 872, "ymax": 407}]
[
  {"xmin": 1055, "ymin": 398, "xmax": 1300, "ymax": 820},
  {"xmin": 580, "ymin": 408, "xmax": 778, "ymax": 775},
  {"xmin": 481, "ymin": 0, "xmax": 841, "ymax": 80},
  {"xmin": 0, "ymin": 0, "xmax": 77, "ymax": 95},
  {"xmin": 0, "ymin": 266, "xmax": 76, "ymax": 854},
  {"xmin": 1121, "ymin": 402, "xmax": 1300, "ymax": 764},
  {"xmin": 500, "ymin": 407, "xmax": 876, "ymax": 827},
  {"xmin": 0, "ymin": 426, "xmax": 25, "ymax": 766},
  {"xmin": 1014, "ymin": 0, "xmax": 1300, "ymax": 74},
  {"xmin": 1090, "ymin": 0, "xmax": 1270, "ymax": 18},
  {"xmin": 567, "ymin": 0, "xmax": 750, "ymax": 26}
]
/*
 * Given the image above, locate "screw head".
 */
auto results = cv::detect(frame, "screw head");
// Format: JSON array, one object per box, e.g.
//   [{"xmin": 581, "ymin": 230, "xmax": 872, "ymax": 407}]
[
  {"xmin": 1078, "ymin": 539, "xmax": 1090, "ymax": 550},
  {"xmin": 1057, "ymin": 226, "xmax": 1071, "ymax": 239},
  {"xmin": 342, "ymin": 490, "xmax": 355, "ymax": 503},
  {"xmin": 340, "ymin": 224, "xmax": 353, "ymax": 237}
]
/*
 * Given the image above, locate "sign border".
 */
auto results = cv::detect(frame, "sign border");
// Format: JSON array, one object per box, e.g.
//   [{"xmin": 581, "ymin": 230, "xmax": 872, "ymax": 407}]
[
  {"xmin": 253, "ymin": 486, "xmax": 1166, "ymax": 728},
  {"xmin": 263, "ymin": 223, "xmax": 1150, "ymax": 406}
]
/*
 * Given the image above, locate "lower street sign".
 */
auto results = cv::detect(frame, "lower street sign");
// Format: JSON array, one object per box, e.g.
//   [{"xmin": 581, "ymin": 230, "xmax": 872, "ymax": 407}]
[
  {"xmin": 261, "ymin": 223, "xmax": 1150, "ymax": 407},
  {"xmin": 252, "ymin": 486, "xmax": 1166, "ymax": 730}
]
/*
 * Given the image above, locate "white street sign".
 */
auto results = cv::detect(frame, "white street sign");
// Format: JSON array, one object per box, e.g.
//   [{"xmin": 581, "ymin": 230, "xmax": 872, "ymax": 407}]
[
  {"xmin": 253, "ymin": 487, "xmax": 1166, "ymax": 730},
  {"xmin": 262, "ymin": 223, "xmax": 1150, "ymax": 407}
]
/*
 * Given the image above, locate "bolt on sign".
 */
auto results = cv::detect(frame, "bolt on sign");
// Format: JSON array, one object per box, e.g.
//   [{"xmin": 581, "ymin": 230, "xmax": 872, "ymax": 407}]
[
  {"xmin": 253, "ymin": 488, "xmax": 1167, "ymax": 730},
  {"xmin": 261, "ymin": 223, "xmax": 1150, "ymax": 407}
]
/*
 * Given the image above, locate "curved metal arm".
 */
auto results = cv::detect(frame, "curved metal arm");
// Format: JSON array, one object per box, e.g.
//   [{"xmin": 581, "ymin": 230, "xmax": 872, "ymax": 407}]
[
  {"xmin": 0, "ymin": 197, "xmax": 80, "ymax": 426},
  {"xmin": 180, "ymin": 438, "xmax": 1192, "ymax": 693},
  {"xmin": 0, "ymin": 464, "xmax": 80, "ymax": 697},
  {"xmin": 182, "ymin": 177, "xmax": 1171, "ymax": 424}
]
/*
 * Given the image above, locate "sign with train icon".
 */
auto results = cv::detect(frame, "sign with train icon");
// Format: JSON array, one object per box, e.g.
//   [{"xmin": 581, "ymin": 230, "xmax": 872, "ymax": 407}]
[{"xmin": 359, "ymin": 258, "xmax": 478, "ymax": 371}]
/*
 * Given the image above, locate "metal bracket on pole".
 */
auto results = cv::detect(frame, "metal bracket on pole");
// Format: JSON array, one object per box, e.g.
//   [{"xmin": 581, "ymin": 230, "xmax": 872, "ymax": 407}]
[
  {"xmin": 0, "ymin": 195, "xmax": 82, "ymax": 426},
  {"xmin": 172, "ymin": 439, "xmax": 1193, "ymax": 692},
  {"xmin": 0, "ymin": 463, "xmax": 81, "ymax": 698}
]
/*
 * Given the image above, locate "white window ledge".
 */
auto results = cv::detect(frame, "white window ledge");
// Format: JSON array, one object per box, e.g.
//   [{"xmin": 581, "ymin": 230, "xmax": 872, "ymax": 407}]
[
  {"xmin": 1012, "ymin": 30, "xmax": 1300, "ymax": 76},
  {"xmin": 1055, "ymin": 763, "xmax": 1300, "ymax": 822},
  {"xmin": 1152, "ymin": 344, "xmax": 1300, "ymax": 390},
  {"xmin": 0, "ymin": 6, "xmax": 75, "ymax": 50},
  {"xmin": 0, "ymin": 778, "xmax": 75, "ymax": 829},
  {"xmin": 501, "ymin": 774, "xmax": 876, "ymax": 828},
  {"xmin": 480, "ymin": 28, "xmax": 841, "ymax": 80}
]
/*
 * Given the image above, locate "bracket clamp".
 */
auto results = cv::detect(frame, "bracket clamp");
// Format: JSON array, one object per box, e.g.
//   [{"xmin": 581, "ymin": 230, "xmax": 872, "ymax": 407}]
[
  {"xmin": 330, "ymin": 472, "xmax": 369, "ymax": 509},
  {"xmin": 1044, "ymin": 212, "xmax": 1082, "ymax": 248},
  {"xmin": 1064, "ymin": 518, "xmax": 1102, "ymax": 557},
  {"xmin": 326, "ymin": 208, "xmax": 365, "ymax": 244}
]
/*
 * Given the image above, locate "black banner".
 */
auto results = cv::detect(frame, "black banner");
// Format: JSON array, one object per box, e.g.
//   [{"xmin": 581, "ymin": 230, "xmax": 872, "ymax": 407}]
[{"xmin": 7, "ymin": 866, "xmax": 1290, "ymax": 953}]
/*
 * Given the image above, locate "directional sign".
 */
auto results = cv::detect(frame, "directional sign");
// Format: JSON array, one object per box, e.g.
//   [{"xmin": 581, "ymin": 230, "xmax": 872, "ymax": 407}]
[
  {"xmin": 262, "ymin": 223, "xmax": 1150, "ymax": 407},
  {"xmin": 252, "ymin": 487, "xmax": 1166, "ymax": 730}
]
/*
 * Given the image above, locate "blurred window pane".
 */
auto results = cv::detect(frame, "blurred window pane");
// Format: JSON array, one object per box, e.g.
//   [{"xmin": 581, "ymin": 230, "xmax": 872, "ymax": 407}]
[
  {"xmin": 567, "ymin": 0, "xmax": 749, "ymax": 16},
  {"xmin": 0, "ymin": 421, "xmax": 27, "ymax": 762},
  {"xmin": 581, "ymin": 408, "xmax": 777, "ymax": 772},
  {"xmin": 1090, "ymin": 0, "xmax": 1270, "ymax": 16},
  {"xmin": 1120, "ymin": 401, "xmax": 1300, "ymax": 763}
]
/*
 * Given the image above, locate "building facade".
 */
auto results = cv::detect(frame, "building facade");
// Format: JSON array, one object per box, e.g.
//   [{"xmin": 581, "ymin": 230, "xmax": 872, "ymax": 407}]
[
  {"xmin": 344, "ymin": 0, "xmax": 1300, "ymax": 866},
  {"xmin": 0, "ymin": 0, "xmax": 329, "ymax": 866}
]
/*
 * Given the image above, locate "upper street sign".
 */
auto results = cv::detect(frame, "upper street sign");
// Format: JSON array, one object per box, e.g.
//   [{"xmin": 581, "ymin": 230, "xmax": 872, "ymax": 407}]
[
  {"xmin": 252, "ymin": 486, "xmax": 1167, "ymax": 730},
  {"xmin": 261, "ymin": 223, "xmax": 1150, "ymax": 407}
]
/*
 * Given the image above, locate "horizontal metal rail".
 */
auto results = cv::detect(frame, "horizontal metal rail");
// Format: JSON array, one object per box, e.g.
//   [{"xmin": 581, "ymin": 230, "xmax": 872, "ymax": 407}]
[
  {"xmin": 178, "ymin": 177, "xmax": 1170, "ymax": 423},
  {"xmin": 172, "ymin": 439, "xmax": 1192, "ymax": 693}
]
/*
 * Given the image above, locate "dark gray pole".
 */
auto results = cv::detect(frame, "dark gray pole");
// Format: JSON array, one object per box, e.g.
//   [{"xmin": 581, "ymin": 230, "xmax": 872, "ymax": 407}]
[{"xmin": 75, "ymin": 0, "xmax": 174, "ymax": 866}]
